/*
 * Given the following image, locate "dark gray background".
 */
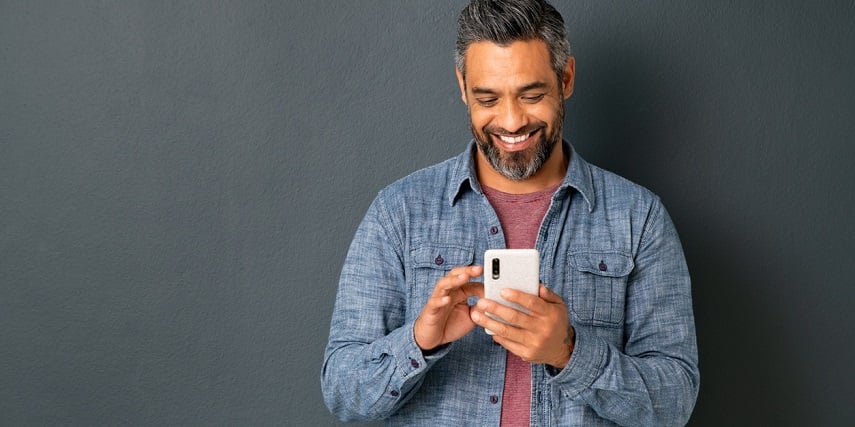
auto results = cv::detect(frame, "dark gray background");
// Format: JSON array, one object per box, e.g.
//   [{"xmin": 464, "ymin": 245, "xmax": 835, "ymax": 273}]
[{"xmin": 2, "ymin": 1, "xmax": 853, "ymax": 426}]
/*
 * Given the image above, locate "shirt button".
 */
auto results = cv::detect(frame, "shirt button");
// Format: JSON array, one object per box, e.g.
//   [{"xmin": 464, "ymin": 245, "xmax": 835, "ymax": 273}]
[
  {"xmin": 434, "ymin": 255, "xmax": 444, "ymax": 266},
  {"xmin": 390, "ymin": 390, "xmax": 399, "ymax": 397},
  {"xmin": 410, "ymin": 359, "xmax": 420, "ymax": 369},
  {"xmin": 489, "ymin": 226, "xmax": 499, "ymax": 235},
  {"xmin": 599, "ymin": 261, "xmax": 608, "ymax": 272},
  {"xmin": 490, "ymin": 395, "xmax": 499, "ymax": 404}
]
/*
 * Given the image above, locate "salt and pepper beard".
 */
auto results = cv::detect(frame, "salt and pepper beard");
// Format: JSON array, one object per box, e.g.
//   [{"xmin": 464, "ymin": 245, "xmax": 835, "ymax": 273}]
[{"xmin": 471, "ymin": 101, "xmax": 564, "ymax": 182}]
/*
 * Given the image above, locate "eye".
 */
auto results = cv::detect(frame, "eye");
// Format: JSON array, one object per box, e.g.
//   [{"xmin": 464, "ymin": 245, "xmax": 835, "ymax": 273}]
[
  {"xmin": 476, "ymin": 98, "xmax": 498, "ymax": 107},
  {"xmin": 521, "ymin": 94, "xmax": 545, "ymax": 103}
]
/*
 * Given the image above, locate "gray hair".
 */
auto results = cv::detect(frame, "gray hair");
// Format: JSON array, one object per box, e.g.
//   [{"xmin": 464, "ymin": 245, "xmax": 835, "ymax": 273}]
[{"xmin": 455, "ymin": 0, "xmax": 571, "ymax": 83}]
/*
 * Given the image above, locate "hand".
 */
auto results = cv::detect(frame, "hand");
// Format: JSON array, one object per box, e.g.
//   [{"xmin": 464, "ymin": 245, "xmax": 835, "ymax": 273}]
[
  {"xmin": 471, "ymin": 285, "xmax": 575, "ymax": 368},
  {"xmin": 414, "ymin": 265, "xmax": 484, "ymax": 351}
]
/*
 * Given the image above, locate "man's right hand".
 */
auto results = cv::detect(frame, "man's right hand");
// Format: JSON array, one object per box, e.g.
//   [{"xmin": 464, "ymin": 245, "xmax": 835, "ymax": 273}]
[{"xmin": 414, "ymin": 265, "xmax": 484, "ymax": 351}]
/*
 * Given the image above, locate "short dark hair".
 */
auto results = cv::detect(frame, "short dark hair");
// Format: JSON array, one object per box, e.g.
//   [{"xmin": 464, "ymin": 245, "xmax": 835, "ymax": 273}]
[{"xmin": 455, "ymin": 0, "xmax": 571, "ymax": 82}]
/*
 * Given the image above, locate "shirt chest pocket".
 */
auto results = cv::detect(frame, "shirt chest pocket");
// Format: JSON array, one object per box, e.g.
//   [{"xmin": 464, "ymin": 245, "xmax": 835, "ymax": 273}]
[
  {"xmin": 567, "ymin": 251, "xmax": 634, "ymax": 327},
  {"xmin": 408, "ymin": 244, "xmax": 475, "ymax": 316}
]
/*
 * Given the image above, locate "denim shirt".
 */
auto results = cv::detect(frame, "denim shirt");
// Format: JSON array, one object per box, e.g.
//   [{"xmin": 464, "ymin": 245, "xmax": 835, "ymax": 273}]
[{"xmin": 322, "ymin": 141, "xmax": 699, "ymax": 426}]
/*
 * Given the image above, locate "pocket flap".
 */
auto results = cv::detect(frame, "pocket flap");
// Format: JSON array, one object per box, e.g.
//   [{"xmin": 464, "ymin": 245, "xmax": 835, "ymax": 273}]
[
  {"xmin": 411, "ymin": 244, "xmax": 474, "ymax": 269},
  {"xmin": 570, "ymin": 251, "xmax": 634, "ymax": 277}
]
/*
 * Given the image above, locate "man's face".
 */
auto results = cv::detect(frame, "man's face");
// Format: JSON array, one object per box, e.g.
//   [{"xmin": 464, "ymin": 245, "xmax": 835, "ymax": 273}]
[{"xmin": 457, "ymin": 39, "xmax": 574, "ymax": 181}]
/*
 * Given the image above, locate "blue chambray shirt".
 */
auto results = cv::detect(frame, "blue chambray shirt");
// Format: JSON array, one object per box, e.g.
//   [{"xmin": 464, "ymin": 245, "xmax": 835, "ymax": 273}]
[{"xmin": 322, "ymin": 141, "xmax": 699, "ymax": 426}]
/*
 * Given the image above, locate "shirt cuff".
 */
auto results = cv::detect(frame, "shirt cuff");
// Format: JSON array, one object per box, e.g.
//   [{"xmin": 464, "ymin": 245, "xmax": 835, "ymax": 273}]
[
  {"xmin": 545, "ymin": 325, "xmax": 607, "ymax": 399},
  {"xmin": 387, "ymin": 320, "xmax": 452, "ymax": 383}
]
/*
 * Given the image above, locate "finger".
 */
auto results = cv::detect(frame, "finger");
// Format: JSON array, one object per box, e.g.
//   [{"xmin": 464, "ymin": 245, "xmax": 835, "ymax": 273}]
[
  {"xmin": 490, "ymin": 334, "xmax": 531, "ymax": 360},
  {"xmin": 448, "ymin": 264, "xmax": 483, "ymax": 278},
  {"xmin": 434, "ymin": 265, "xmax": 483, "ymax": 293},
  {"xmin": 460, "ymin": 281, "xmax": 484, "ymax": 299},
  {"xmin": 433, "ymin": 275, "xmax": 483, "ymax": 302},
  {"xmin": 538, "ymin": 285, "xmax": 564, "ymax": 304},
  {"xmin": 422, "ymin": 294, "xmax": 453, "ymax": 317},
  {"xmin": 476, "ymin": 298, "xmax": 529, "ymax": 328},
  {"xmin": 471, "ymin": 309, "xmax": 516, "ymax": 338},
  {"xmin": 499, "ymin": 287, "xmax": 544, "ymax": 311},
  {"xmin": 440, "ymin": 266, "xmax": 477, "ymax": 284}
]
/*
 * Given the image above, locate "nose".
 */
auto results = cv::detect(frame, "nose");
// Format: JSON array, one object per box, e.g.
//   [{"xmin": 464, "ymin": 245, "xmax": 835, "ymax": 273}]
[{"xmin": 495, "ymin": 99, "xmax": 528, "ymax": 134}]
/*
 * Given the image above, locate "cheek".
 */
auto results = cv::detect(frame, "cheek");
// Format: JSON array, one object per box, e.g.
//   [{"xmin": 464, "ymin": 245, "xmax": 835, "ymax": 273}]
[
  {"xmin": 468, "ymin": 110, "xmax": 493, "ymax": 131},
  {"xmin": 529, "ymin": 105, "xmax": 560, "ymax": 125}
]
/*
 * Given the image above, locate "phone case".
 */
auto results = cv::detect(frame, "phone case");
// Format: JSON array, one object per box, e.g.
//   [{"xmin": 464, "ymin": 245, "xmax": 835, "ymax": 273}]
[{"xmin": 483, "ymin": 249, "xmax": 540, "ymax": 334}]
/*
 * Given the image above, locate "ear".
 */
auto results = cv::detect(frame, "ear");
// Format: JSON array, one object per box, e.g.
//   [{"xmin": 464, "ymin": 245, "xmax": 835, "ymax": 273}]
[
  {"xmin": 455, "ymin": 67, "xmax": 468, "ymax": 105},
  {"xmin": 561, "ymin": 56, "xmax": 576, "ymax": 99}
]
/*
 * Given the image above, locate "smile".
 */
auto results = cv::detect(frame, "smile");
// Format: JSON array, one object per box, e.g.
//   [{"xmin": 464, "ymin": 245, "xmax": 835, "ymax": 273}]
[{"xmin": 497, "ymin": 133, "xmax": 531, "ymax": 144}]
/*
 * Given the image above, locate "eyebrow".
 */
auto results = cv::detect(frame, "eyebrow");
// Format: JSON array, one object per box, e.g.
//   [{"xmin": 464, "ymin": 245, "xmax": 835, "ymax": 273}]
[{"xmin": 471, "ymin": 81, "xmax": 549, "ymax": 96}]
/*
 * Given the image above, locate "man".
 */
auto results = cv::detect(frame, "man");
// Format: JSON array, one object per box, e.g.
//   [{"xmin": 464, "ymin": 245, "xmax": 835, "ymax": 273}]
[{"xmin": 322, "ymin": 1, "xmax": 699, "ymax": 425}]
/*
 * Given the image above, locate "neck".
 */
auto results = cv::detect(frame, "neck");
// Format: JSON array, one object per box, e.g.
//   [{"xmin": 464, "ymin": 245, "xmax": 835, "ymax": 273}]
[{"xmin": 476, "ymin": 142, "xmax": 568, "ymax": 194}]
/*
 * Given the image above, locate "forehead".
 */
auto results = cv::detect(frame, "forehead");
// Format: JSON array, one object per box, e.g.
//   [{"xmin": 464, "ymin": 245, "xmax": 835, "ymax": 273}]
[{"xmin": 463, "ymin": 39, "xmax": 556, "ymax": 90}]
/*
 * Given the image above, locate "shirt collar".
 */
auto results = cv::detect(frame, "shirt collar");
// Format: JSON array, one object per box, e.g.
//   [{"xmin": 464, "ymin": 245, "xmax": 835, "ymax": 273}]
[{"xmin": 447, "ymin": 140, "xmax": 595, "ymax": 212}]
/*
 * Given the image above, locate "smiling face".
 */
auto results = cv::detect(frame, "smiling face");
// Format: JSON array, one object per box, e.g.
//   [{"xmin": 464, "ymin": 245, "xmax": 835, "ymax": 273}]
[{"xmin": 457, "ymin": 39, "xmax": 574, "ymax": 185}]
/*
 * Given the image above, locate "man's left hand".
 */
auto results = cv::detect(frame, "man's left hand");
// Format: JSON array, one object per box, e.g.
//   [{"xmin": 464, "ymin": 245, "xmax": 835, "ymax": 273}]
[{"xmin": 471, "ymin": 285, "xmax": 575, "ymax": 369}]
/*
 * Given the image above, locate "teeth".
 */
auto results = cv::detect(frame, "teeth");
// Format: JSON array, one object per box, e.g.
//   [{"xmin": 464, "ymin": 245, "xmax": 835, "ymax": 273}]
[{"xmin": 498, "ymin": 133, "xmax": 530, "ymax": 144}]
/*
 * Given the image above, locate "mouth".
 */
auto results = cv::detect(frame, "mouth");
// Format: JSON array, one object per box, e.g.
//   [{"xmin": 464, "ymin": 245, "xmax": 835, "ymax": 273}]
[{"xmin": 491, "ymin": 128, "xmax": 540, "ymax": 152}]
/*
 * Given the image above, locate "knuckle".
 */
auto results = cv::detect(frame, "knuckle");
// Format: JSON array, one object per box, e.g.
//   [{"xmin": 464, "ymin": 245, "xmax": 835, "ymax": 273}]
[
  {"xmin": 495, "ymin": 322, "xmax": 510, "ymax": 337},
  {"xmin": 519, "ymin": 347, "xmax": 535, "ymax": 362},
  {"xmin": 434, "ymin": 276, "xmax": 451, "ymax": 289},
  {"xmin": 505, "ymin": 310, "xmax": 521, "ymax": 325},
  {"xmin": 448, "ymin": 265, "xmax": 469, "ymax": 276}
]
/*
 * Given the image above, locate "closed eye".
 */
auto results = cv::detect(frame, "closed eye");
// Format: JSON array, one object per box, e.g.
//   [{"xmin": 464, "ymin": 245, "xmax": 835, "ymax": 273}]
[
  {"xmin": 521, "ymin": 94, "xmax": 545, "ymax": 103},
  {"xmin": 476, "ymin": 98, "xmax": 498, "ymax": 107}
]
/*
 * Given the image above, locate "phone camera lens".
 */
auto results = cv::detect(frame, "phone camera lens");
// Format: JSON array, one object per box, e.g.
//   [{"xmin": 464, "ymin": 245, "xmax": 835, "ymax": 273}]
[{"xmin": 491, "ymin": 258, "xmax": 500, "ymax": 280}]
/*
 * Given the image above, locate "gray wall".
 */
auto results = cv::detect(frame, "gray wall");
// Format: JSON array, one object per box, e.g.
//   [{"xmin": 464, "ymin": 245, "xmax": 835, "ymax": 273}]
[{"xmin": 2, "ymin": 1, "xmax": 853, "ymax": 426}]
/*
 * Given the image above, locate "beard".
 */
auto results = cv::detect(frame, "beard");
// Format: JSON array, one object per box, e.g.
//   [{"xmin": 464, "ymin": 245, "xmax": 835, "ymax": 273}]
[{"xmin": 471, "ymin": 103, "xmax": 564, "ymax": 181}]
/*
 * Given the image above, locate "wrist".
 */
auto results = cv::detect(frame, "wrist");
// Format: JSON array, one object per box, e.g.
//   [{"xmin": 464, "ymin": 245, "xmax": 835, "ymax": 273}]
[
  {"xmin": 413, "ymin": 317, "xmax": 435, "ymax": 351},
  {"xmin": 550, "ymin": 342, "xmax": 572, "ymax": 369},
  {"xmin": 550, "ymin": 324, "xmax": 576, "ymax": 369},
  {"xmin": 413, "ymin": 318, "xmax": 427, "ymax": 350}
]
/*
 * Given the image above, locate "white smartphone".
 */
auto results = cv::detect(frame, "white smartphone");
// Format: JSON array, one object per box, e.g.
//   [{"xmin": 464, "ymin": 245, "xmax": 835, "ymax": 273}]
[{"xmin": 483, "ymin": 249, "xmax": 540, "ymax": 334}]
